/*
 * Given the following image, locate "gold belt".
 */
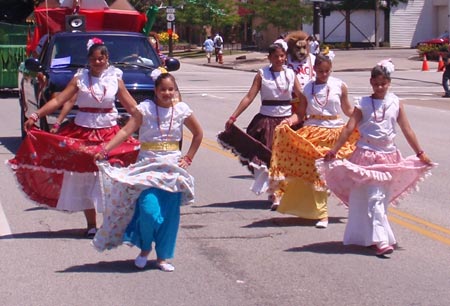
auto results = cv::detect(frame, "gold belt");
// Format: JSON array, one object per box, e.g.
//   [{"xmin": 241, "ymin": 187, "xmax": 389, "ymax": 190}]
[
  {"xmin": 308, "ymin": 114, "xmax": 340, "ymax": 120},
  {"xmin": 140, "ymin": 141, "xmax": 179, "ymax": 151}
]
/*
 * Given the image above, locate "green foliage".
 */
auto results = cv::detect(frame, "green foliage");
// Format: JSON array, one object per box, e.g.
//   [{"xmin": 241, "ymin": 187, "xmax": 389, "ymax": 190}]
[
  {"xmin": 241, "ymin": 0, "xmax": 312, "ymax": 31},
  {"xmin": 417, "ymin": 43, "xmax": 449, "ymax": 60},
  {"xmin": 175, "ymin": 0, "xmax": 240, "ymax": 29}
]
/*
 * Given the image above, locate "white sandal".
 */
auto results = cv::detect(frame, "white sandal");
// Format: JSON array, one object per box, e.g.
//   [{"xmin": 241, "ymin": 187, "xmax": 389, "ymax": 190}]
[
  {"xmin": 157, "ymin": 262, "xmax": 175, "ymax": 272},
  {"xmin": 134, "ymin": 256, "xmax": 148, "ymax": 269}
]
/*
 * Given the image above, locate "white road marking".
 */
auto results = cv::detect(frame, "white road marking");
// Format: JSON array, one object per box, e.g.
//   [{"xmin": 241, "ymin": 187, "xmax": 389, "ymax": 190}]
[{"xmin": 0, "ymin": 201, "xmax": 12, "ymax": 236}]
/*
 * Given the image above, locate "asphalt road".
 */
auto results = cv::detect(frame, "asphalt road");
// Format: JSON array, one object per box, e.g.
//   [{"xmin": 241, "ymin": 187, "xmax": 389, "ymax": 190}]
[{"xmin": 1, "ymin": 48, "xmax": 450, "ymax": 305}]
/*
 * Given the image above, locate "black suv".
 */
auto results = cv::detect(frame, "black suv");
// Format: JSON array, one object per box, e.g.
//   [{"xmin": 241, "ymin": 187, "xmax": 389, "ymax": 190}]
[{"xmin": 19, "ymin": 31, "xmax": 180, "ymax": 136}]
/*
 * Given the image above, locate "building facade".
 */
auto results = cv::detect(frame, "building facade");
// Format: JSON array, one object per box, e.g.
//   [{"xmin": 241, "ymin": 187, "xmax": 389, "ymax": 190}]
[{"xmin": 252, "ymin": 0, "xmax": 448, "ymax": 49}]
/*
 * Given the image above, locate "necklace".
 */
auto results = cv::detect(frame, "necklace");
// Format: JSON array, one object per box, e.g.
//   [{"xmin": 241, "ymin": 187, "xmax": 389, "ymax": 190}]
[
  {"xmin": 312, "ymin": 82, "xmax": 330, "ymax": 107},
  {"xmin": 371, "ymin": 96, "xmax": 386, "ymax": 122},
  {"xmin": 270, "ymin": 67, "xmax": 289, "ymax": 94},
  {"xmin": 155, "ymin": 101, "xmax": 174, "ymax": 141},
  {"xmin": 88, "ymin": 72, "xmax": 106, "ymax": 103}
]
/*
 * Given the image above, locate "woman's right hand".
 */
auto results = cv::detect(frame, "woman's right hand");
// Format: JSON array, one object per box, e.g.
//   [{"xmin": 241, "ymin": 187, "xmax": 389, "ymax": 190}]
[
  {"xmin": 323, "ymin": 150, "xmax": 336, "ymax": 161},
  {"xmin": 94, "ymin": 153, "xmax": 105, "ymax": 161},
  {"xmin": 280, "ymin": 118, "xmax": 292, "ymax": 126},
  {"xmin": 225, "ymin": 116, "xmax": 236, "ymax": 130},
  {"xmin": 418, "ymin": 152, "xmax": 433, "ymax": 166}
]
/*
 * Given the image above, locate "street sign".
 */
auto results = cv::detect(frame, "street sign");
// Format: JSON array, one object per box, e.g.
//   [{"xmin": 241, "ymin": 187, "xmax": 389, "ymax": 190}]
[
  {"xmin": 166, "ymin": 6, "xmax": 175, "ymax": 14},
  {"xmin": 166, "ymin": 13, "xmax": 175, "ymax": 21}
]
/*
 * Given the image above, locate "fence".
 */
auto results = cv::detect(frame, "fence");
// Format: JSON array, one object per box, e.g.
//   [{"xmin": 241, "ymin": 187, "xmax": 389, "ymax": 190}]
[{"xmin": 0, "ymin": 22, "xmax": 31, "ymax": 89}]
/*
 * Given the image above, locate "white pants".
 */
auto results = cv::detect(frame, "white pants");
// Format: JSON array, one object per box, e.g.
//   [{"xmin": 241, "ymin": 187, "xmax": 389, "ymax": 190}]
[
  {"xmin": 56, "ymin": 172, "xmax": 103, "ymax": 213},
  {"xmin": 343, "ymin": 185, "xmax": 396, "ymax": 247}
]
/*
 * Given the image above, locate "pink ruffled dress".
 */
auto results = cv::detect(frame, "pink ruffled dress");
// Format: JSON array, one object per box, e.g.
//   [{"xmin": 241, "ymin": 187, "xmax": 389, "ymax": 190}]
[{"xmin": 316, "ymin": 93, "xmax": 435, "ymax": 246}]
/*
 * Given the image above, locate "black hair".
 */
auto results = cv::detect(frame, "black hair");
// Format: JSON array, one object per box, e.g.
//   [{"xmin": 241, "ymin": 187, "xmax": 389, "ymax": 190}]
[
  {"xmin": 155, "ymin": 72, "xmax": 177, "ymax": 88},
  {"xmin": 371, "ymin": 65, "xmax": 391, "ymax": 81},
  {"xmin": 87, "ymin": 43, "xmax": 109, "ymax": 58},
  {"xmin": 268, "ymin": 43, "xmax": 286, "ymax": 55},
  {"xmin": 314, "ymin": 54, "xmax": 332, "ymax": 67}
]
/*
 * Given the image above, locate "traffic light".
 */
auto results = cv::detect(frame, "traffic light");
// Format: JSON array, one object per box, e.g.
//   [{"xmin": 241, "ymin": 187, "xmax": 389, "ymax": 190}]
[{"xmin": 321, "ymin": 8, "xmax": 331, "ymax": 17}]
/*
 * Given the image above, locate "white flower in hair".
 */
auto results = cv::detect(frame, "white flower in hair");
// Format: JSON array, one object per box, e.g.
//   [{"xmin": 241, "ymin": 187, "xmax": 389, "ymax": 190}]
[
  {"xmin": 377, "ymin": 58, "xmax": 395, "ymax": 75},
  {"xmin": 150, "ymin": 68, "xmax": 162, "ymax": 81},
  {"xmin": 150, "ymin": 67, "xmax": 167, "ymax": 81},
  {"xmin": 274, "ymin": 39, "xmax": 288, "ymax": 52},
  {"xmin": 86, "ymin": 37, "xmax": 104, "ymax": 51}
]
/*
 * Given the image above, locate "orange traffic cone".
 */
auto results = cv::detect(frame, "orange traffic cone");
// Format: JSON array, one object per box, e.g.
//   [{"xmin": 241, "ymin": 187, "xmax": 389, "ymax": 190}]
[
  {"xmin": 437, "ymin": 54, "xmax": 445, "ymax": 72},
  {"xmin": 421, "ymin": 54, "xmax": 429, "ymax": 71}
]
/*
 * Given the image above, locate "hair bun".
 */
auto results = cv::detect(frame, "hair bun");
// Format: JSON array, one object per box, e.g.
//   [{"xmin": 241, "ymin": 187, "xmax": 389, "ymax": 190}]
[
  {"xmin": 377, "ymin": 58, "xmax": 395, "ymax": 75},
  {"xmin": 87, "ymin": 37, "xmax": 104, "ymax": 51}
]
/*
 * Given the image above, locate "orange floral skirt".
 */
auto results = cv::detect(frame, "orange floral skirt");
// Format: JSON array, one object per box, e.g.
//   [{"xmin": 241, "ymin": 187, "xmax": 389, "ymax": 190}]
[{"xmin": 270, "ymin": 124, "xmax": 359, "ymax": 190}]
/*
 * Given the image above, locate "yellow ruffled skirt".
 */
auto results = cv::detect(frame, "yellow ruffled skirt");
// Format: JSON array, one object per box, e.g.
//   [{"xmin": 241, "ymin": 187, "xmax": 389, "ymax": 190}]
[{"xmin": 270, "ymin": 124, "xmax": 359, "ymax": 219}]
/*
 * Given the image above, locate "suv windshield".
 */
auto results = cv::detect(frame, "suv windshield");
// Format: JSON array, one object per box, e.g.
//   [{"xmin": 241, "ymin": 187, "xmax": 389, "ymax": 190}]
[{"xmin": 49, "ymin": 35, "xmax": 161, "ymax": 68}]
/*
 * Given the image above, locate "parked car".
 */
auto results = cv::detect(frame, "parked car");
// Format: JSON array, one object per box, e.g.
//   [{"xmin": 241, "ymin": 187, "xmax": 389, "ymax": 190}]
[
  {"xmin": 18, "ymin": 30, "xmax": 180, "ymax": 137},
  {"xmin": 416, "ymin": 31, "xmax": 449, "ymax": 47}
]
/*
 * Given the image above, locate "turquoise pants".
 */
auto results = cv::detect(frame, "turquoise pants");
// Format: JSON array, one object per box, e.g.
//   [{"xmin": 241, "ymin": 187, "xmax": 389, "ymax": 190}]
[{"xmin": 123, "ymin": 188, "xmax": 181, "ymax": 259}]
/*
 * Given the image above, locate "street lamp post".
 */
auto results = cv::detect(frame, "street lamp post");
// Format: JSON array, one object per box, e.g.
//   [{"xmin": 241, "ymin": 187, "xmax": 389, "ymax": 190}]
[
  {"xmin": 448, "ymin": 0, "xmax": 450, "ymax": 42},
  {"xmin": 168, "ymin": 0, "xmax": 174, "ymax": 57},
  {"xmin": 375, "ymin": 0, "xmax": 379, "ymax": 47},
  {"xmin": 312, "ymin": 1, "xmax": 322, "ymax": 40}
]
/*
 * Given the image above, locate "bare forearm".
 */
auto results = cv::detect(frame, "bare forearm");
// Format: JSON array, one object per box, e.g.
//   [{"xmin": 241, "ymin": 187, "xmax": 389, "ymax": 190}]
[
  {"xmin": 185, "ymin": 133, "xmax": 203, "ymax": 160},
  {"xmin": 104, "ymin": 116, "xmax": 141, "ymax": 152}
]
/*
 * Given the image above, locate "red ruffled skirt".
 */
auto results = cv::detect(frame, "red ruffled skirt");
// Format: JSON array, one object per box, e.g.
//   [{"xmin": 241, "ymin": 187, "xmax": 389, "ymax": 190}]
[{"xmin": 7, "ymin": 123, "xmax": 139, "ymax": 209}]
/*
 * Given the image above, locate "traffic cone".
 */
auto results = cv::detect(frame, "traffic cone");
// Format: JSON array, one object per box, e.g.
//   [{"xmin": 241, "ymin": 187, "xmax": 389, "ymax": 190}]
[
  {"xmin": 437, "ymin": 54, "xmax": 445, "ymax": 72},
  {"xmin": 421, "ymin": 54, "xmax": 429, "ymax": 71},
  {"xmin": 218, "ymin": 50, "xmax": 223, "ymax": 64}
]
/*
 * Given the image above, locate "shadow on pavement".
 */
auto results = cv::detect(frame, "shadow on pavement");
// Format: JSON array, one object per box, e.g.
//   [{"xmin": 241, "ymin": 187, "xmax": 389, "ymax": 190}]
[
  {"xmin": 57, "ymin": 259, "xmax": 160, "ymax": 273},
  {"xmin": 199, "ymin": 200, "xmax": 270, "ymax": 210},
  {"xmin": 243, "ymin": 216, "xmax": 345, "ymax": 228},
  {"xmin": 0, "ymin": 136, "xmax": 22, "ymax": 154},
  {"xmin": 0, "ymin": 90, "xmax": 18, "ymax": 98},
  {"xmin": 286, "ymin": 241, "xmax": 401, "ymax": 258},
  {"xmin": 228, "ymin": 174, "xmax": 254, "ymax": 180},
  {"xmin": 0, "ymin": 228, "xmax": 89, "ymax": 240},
  {"xmin": 285, "ymin": 241, "xmax": 374, "ymax": 256}
]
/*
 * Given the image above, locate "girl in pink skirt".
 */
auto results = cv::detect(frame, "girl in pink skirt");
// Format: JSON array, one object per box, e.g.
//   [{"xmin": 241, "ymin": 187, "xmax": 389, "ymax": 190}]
[{"xmin": 316, "ymin": 60, "xmax": 435, "ymax": 256}]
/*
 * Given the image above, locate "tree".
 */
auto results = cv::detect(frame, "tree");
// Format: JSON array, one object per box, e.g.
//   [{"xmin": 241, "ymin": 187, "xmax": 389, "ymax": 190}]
[
  {"xmin": 163, "ymin": 0, "xmax": 240, "ymax": 45},
  {"xmin": 241, "ymin": 0, "xmax": 312, "ymax": 33},
  {"xmin": 0, "ymin": 0, "xmax": 35, "ymax": 23}
]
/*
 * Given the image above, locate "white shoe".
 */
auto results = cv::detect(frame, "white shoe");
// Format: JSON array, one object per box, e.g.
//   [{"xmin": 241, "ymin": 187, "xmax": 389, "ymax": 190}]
[
  {"xmin": 270, "ymin": 203, "xmax": 279, "ymax": 211},
  {"xmin": 157, "ymin": 262, "xmax": 175, "ymax": 272},
  {"xmin": 134, "ymin": 256, "xmax": 148, "ymax": 269},
  {"xmin": 315, "ymin": 220, "xmax": 328, "ymax": 229},
  {"xmin": 85, "ymin": 227, "xmax": 97, "ymax": 238}
]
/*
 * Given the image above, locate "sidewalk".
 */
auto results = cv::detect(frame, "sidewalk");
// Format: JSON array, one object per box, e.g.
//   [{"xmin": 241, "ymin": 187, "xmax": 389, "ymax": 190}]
[{"xmin": 179, "ymin": 48, "xmax": 437, "ymax": 72}]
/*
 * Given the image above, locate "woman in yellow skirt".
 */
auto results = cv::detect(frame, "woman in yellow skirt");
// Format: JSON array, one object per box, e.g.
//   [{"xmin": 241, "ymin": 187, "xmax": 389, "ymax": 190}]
[{"xmin": 269, "ymin": 54, "xmax": 359, "ymax": 228}]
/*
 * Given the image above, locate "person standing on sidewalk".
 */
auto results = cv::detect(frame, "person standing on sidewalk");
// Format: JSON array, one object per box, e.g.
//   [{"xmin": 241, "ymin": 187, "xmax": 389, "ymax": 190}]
[
  {"xmin": 213, "ymin": 33, "xmax": 223, "ymax": 63},
  {"xmin": 442, "ymin": 54, "xmax": 450, "ymax": 97},
  {"xmin": 203, "ymin": 36, "xmax": 214, "ymax": 63}
]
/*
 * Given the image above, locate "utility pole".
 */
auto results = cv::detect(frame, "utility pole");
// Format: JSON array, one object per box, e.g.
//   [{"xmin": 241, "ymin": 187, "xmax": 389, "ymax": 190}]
[
  {"xmin": 375, "ymin": 0, "xmax": 379, "ymax": 48},
  {"xmin": 448, "ymin": 0, "xmax": 450, "ymax": 42},
  {"xmin": 312, "ymin": 1, "xmax": 322, "ymax": 40},
  {"xmin": 167, "ymin": 0, "xmax": 174, "ymax": 57}
]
